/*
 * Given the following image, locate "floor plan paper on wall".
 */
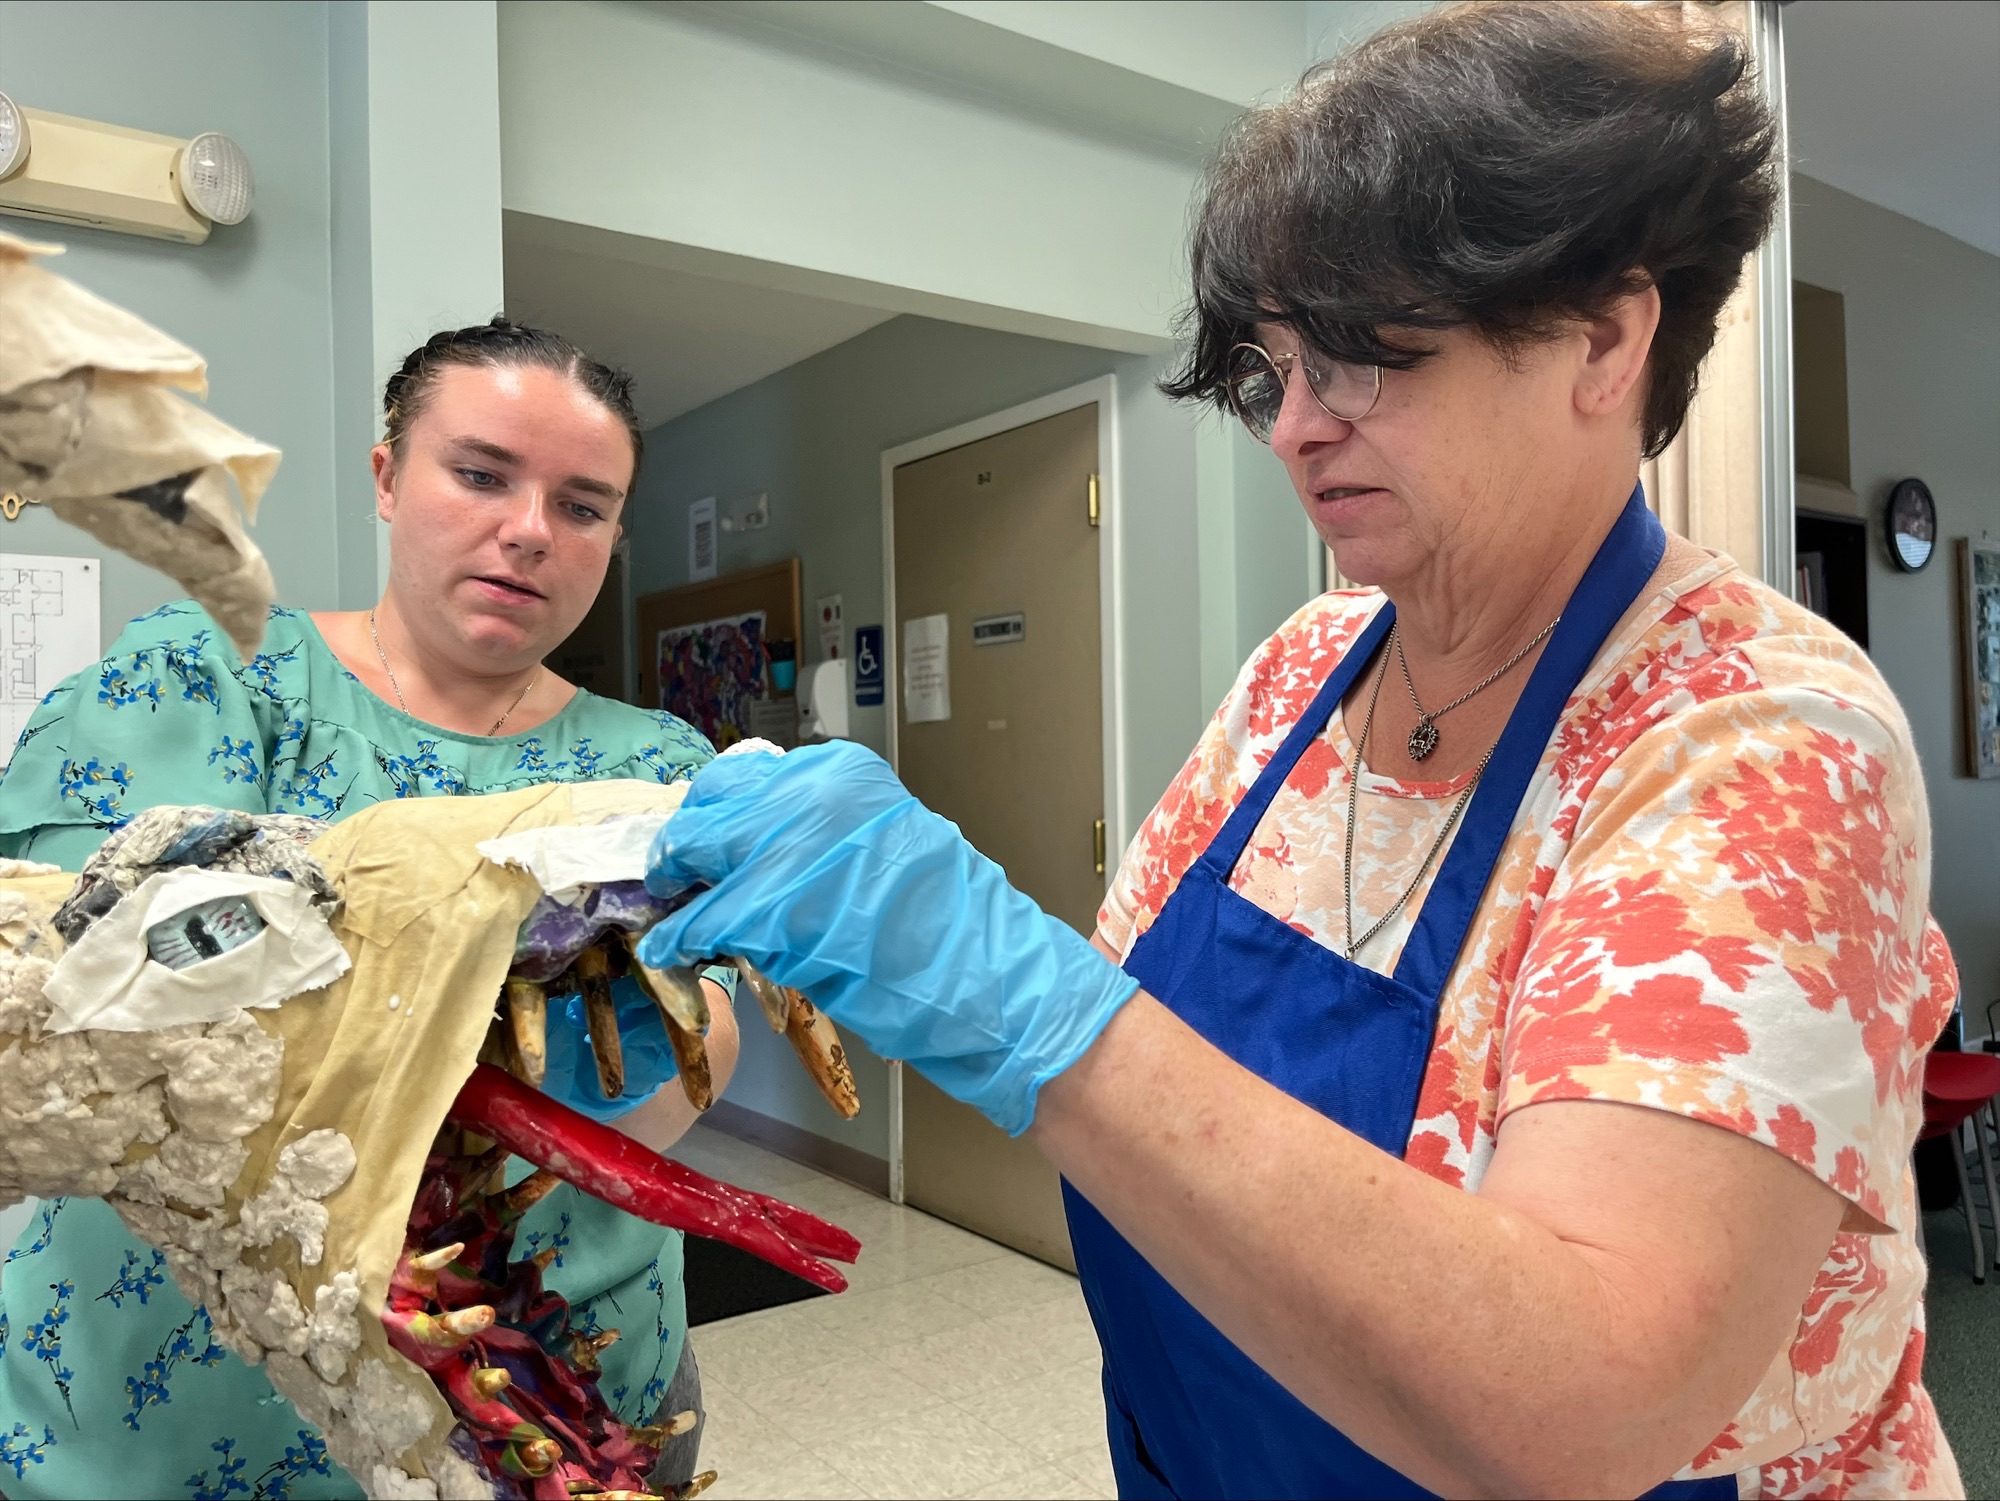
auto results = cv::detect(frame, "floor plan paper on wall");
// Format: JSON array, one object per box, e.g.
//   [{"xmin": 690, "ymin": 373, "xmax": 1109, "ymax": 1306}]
[
  {"xmin": 903, "ymin": 612, "xmax": 951, "ymax": 724},
  {"xmin": 0, "ymin": 553, "xmax": 99, "ymax": 768}
]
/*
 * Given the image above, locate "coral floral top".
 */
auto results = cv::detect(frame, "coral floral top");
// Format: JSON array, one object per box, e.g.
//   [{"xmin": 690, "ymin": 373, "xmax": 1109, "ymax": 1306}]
[{"xmin": 1099, "ymin": 553, "xmax": 1961, "ymax": 1498}]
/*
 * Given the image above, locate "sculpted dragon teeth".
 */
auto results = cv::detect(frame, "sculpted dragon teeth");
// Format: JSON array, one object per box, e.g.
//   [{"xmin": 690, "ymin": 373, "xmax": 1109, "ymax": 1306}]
[
  {"xmin": 733, "ymin": 954, "xmax": 792, "ymax": 1034},
  {"xmin": 732, "ymin": 955, "xmax": 861, "ymax": 1121},
  {"xmin": 504, "ymin": 977, "xmax": 550, "ymax": 1089},
  {"xmin": 782, "ymin": 987, "xmax": 861, "ymax": 1121},
  {"xmin": 569, "ymin": 946, "xmax": 625, "ymax": 1100},
  {"xmin": 396, "ymin": 1121, "xmax": 671, "ymax": 1496},
  {"xmin": 621, "ymin": 945, "xmax": 714, "ymax": 1113}
]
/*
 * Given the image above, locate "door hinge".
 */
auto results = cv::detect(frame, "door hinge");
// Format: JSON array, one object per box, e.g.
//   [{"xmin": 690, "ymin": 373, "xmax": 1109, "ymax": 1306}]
[
  {"xmin": 1088, "ymin": 472, "xmax": 1101, "ymax": 529},
  {"xmin": 1093, "ymin": 817, "xmax": 1107, "ymax": 876}
]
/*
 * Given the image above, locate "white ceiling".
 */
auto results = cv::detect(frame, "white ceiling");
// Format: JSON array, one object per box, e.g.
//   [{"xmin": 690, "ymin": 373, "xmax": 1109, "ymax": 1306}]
[
  {"xmin": 1785, "ymin": 0, "xmax": 2000, "ymax": 257},
  {"xmin": 503, "ymin": 224, "xmax": 895, "ymax": 430}
]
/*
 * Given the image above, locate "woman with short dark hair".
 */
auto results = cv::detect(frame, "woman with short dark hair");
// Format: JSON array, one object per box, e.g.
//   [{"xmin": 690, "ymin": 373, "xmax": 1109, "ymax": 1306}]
[{"xmin": 639, "ymin": 3, "xmax": 1961, "ymax": 1495}]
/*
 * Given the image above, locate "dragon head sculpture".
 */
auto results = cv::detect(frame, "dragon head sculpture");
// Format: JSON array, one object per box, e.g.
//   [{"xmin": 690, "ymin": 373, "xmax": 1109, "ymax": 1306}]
[{"xmin": 0, "ymin": 784, "xmax": 861, "ymax": 1499}]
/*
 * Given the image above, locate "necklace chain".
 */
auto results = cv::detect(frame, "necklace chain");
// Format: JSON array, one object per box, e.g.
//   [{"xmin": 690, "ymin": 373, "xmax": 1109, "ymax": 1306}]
[
  {"xmin": 1345, "ymin": 632, "xmax": 1494, "ymax": 961},
  {"xmin": 369, "ymin": 610, "xmax": 537, "ymax": 737},
  {"xmin": 1396, "ymin": 614, "xmax": 1559, "ymax": 762}
]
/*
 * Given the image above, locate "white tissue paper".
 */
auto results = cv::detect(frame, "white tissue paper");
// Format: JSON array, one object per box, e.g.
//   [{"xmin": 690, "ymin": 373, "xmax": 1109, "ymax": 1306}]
[
  {"xmin": 476, "ymin": 814, "xmax": 670, "ymax": 903},
  {"xmin": 44, "ymin": 868, "xmax": 351, "ymax": 1033}
]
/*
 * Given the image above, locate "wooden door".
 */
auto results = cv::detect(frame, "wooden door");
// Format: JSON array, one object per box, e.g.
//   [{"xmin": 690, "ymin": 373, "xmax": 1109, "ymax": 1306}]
[{"xmin": 893, "ymin": 403, "xmax": 1102, "ymax": 1270}]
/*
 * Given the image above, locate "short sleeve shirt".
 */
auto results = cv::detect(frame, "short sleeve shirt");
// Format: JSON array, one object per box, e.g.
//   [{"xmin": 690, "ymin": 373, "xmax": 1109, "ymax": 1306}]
[
  {"xmin": 0, "ymin": 602, "xmax": 714, "ymax": 1500},
  {"xmin": 1099, "ymin": 556, "xmax": 1960, "ymax": 1498}
]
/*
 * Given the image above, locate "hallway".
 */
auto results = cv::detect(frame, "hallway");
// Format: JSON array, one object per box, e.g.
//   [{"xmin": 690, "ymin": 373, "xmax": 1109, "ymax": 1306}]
[{"xmin": 670, "ymin": 1123, "xmax": 1117, "ymax": 1500}]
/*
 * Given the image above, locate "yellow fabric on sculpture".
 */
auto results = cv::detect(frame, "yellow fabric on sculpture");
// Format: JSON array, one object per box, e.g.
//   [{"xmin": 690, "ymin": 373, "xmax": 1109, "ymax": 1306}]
[{"xmin": 0, "ymin": 780, "xmax": 689, "ymax": 1496}]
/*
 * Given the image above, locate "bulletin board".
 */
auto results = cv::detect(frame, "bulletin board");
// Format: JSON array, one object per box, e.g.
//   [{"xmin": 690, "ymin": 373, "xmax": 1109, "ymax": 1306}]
[{"xmin": 636, "ymin": 558, "xmax": 801, "ymax": 746}]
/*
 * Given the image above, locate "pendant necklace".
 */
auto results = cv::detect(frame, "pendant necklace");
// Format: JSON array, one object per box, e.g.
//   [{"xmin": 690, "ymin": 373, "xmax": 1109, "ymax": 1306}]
[
  {"xmin": 1345, "ymin": 637, "xmax": 1493, "ymax": 960},
  {"xmin": 1395, "ymin": 613, "xmax": 1559, "ymax": 762},
  {"xmin": 369, "ymin": 610, "xmax": 538, "ymax": 737}
]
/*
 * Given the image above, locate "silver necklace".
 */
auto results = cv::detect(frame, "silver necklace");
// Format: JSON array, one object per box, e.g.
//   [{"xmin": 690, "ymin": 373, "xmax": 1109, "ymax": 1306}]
[
  {"xmin": 1345, "ymin": 634, "xmax": 1493, "ymax": 960},
  {"xmin": 1395, "ymin": 614, "xmax": 1559, "ymax": 761},
  {"xmin": 368, "ymin": 609, "xmax": 538, "ymax": 737}
]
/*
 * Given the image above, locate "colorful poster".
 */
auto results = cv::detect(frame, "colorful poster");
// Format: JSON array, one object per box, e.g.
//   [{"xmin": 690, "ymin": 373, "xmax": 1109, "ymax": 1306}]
[{"xmin": 658, "ymin": 610, "xmax": 767, "ymax": 748}]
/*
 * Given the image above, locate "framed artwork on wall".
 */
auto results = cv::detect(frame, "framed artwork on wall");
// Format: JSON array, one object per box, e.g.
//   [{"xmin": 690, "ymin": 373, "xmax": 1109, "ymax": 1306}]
[{"xmin": 1961, "ymin": 536, "xmax": 2000, "ymax": 780}]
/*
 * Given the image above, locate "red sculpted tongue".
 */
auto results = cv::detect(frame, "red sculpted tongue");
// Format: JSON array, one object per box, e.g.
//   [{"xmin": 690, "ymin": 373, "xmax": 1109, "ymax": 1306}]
[
  {"xmin": 396, "ymin": 1071, "xmax": 858, "ymax": 1496},
  {"xmin": 447, "ymin": 1063, "xmax": 860, "ymax": 1290}
]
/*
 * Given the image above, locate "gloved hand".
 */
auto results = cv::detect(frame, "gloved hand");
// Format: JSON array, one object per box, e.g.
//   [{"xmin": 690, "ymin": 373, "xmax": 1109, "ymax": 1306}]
[
  {"xmin": 639, "ymin": 741, "xmax": 1138, "ymax": 1135},
  {"xmin": 542, "ymin": 973, "xmax": 680, "ymax": 1123}
]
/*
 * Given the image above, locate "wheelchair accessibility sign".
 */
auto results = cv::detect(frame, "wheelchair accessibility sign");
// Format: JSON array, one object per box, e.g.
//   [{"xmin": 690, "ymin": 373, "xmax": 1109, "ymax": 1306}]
[{"xmin": 854, "ymin": 624, "xmax": 884, "ymax": 706}]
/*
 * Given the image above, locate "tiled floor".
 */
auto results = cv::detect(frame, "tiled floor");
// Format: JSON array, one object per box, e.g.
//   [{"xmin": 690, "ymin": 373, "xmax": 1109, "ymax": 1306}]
[{"xmin": 669, "ymin": 1123, "xmax": 1117, "ymax": 1501}]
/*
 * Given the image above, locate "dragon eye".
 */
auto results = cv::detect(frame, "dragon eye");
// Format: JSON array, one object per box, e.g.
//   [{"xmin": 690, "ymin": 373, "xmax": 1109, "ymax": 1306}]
[{"xmin": 145, "ymin": 895, "xmax": 266, "ymax": 969}]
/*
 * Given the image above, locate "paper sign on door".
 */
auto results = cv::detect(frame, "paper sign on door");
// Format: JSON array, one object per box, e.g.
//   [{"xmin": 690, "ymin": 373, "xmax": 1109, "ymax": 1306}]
[{"xmin": 902, "ymin": 613, "xmax": 950, "ymax": 724}]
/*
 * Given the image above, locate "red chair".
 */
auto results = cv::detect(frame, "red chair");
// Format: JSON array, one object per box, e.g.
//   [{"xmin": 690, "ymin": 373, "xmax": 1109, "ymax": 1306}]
[{"xmin": 1919, "ymin": 1051, "xmax": 2000, "ymax": 1282}]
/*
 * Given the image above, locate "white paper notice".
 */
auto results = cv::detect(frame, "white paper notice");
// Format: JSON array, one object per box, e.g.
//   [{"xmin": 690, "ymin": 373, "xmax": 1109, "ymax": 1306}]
[
  {"xmin": 903, "ymin": 613, "xmax": 951, "ymax": 724},
  {"xmin": 0, "ymin": 554, "xmax": 99, "ymax": 769}
]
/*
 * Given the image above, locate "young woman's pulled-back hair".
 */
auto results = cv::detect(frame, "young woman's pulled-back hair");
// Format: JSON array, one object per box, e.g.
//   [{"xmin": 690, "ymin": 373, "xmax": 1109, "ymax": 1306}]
[
  {"xmin": 1162, "ymin": 0, "xmax": 1779, "ymax": 457},
  {"xmin": 382, "ymin": 317, "xmax": 646, "ymax": 474}
]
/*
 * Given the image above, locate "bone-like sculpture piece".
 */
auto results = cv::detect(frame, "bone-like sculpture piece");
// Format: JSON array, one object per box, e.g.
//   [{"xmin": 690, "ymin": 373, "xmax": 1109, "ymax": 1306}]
[
  {"xmin": 0, "ymin": 785, "xmax": 861, "ymax": 1500},
  {"xmin": 0, "ymin": 229, "xmax": 279, "ymax": 656}
]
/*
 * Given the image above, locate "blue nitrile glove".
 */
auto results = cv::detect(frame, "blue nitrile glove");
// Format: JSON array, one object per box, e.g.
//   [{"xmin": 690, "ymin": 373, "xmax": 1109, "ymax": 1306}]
[
  {"xmin": 542, "ymin": 973, "xmax": 680, "ymax": 1123},
  {"xmin": 639, "ymin": 741, "xmax": 1139, "ymax": 1135}
]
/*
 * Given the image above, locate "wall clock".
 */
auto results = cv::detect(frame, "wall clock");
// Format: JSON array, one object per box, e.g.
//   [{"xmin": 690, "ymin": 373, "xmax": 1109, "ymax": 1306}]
[{"xmin": 1886, "ymin": 477, "xmax": 1936, "ymax": 573}]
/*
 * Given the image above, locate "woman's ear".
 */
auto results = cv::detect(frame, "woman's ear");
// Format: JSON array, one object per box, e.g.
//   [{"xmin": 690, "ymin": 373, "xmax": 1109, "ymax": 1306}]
[
  {"xmin": 1575, "ymin": 283, "xmax": 1662, "ymax": 423},
  {"xmin": 371, "ymin": 444, "xmax": 397, "ymax": 523}
]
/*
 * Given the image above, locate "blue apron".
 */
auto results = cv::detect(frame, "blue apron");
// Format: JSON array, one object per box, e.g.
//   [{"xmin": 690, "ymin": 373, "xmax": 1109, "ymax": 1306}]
[{"xmin": 1064, "ymin": 487, "xmax": 1734, "ymax": 1500}]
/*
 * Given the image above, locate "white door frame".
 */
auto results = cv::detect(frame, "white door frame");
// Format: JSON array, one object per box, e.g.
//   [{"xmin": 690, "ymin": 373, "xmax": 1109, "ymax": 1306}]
[{"xmin": 877, "ymin": 374, "xmax": 1125, "ymax": 1202}]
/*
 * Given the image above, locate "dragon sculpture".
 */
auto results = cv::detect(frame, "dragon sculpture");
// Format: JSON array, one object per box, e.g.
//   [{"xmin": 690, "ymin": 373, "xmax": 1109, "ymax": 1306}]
[{"xmin": 0, "ymin": 230, "xmax": 862, "ymax": 1499}]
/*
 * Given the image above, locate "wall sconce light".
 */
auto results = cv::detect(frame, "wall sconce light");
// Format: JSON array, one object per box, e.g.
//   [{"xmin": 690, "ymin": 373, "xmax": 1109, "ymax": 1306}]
[{"xmin": 0, "ymin": 89, "xmax": 254, "ymax": 245}]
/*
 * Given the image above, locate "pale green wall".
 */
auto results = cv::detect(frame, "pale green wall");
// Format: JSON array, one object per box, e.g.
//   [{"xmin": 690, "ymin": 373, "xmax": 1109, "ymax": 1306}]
[
  {"xmin": 0, "ymin": 0, "xmax": 350, "ymax": 633},
  {"xmin": 630, "ymin": 314, "xmax": 1234, "ymax": 1158},
  {"xmin": 1791, "ymin": 176, "xmax": 2000, "ymax": 1028}
]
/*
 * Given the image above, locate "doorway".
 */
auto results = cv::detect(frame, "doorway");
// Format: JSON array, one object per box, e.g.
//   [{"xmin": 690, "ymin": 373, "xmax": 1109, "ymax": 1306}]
[{"xmin": 884, "ymin": 383, "xmax": 1120, "ymax": 1271}]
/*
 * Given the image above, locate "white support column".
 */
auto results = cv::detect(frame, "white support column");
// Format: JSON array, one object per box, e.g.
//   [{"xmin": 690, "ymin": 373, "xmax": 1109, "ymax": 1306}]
[
  {"xmin": 1748, "ymin": 0, "xmax": 1797, "ymax": 596},
  {"xmin": 329, "ymin": 0, "xmax": 506, "ymax": 604}
]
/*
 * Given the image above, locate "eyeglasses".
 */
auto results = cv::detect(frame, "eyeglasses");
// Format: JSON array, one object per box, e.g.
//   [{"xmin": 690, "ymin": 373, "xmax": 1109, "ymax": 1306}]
[{"xmin": 1225, "ymin": 341, "xmax": 1382, "ymax": 442}]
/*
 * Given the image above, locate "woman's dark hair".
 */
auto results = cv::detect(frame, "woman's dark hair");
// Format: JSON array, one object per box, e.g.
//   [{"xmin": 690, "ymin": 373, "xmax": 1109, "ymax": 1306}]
[
  {"xmin": 382, "ymin": 317, "xmax": 645, "ymax": 478},
  {"xmin": 1162, "ymin": 1, "xmax": 1779, "ymax": 457}
]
